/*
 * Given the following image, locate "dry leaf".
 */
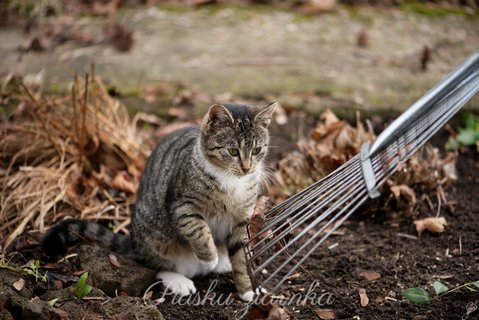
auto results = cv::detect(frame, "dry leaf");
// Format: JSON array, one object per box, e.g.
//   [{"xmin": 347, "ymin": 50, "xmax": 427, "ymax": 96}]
[
  {"xmin": 267, "ymin": 303, "xmax": 290, "ymax": 320},
  {"xmin": 358, "ymin": 270, "xmax": 381, "ymax": 281},
  {"xmin": 390, "ymin": 185, "xmax": 417, "ymax": 205},
  {"xmin": 248, "ymin": 196, "xmax": 270, "ymax": 245},
  {"xmin": 109, "ymin": 254, "xmax": 121, "ymax": 268},
  {"xmin": 111, "ymin": 171, "xmax": 137, "ymax": 194},
  {"xmin": 13, "ymin": 278, "xmax": 25, "ymax": 291},
  {"xmin": 315, "ymin": 308, "xmax": 337, "ymax": 319},
  {"xmin": 320, "ymin": 109, "xmax": 339, "ymax": 126},
  {"xmin": 143, "ymin": 291, "xmax": 153, "ymax": 300},
  {"xmin": 442, "ymin": 162, "xmax": 458, "ymax": 181},
  {"xmin": 92, "ymin": 0, "xmax": 122, "ymax": 16},
  {"xmin": 414, "ymin": 217, "xmax": 448, "ymax": 236},
  {"xmin": 359, "ymin": 288, "xmax": 369, "ymax": 307}
]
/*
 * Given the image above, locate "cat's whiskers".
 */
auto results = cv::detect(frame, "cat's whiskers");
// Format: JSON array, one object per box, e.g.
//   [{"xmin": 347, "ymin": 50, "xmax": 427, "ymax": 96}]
[{"xmin": 259, "ymin": 166, "xmax": 279, "ymax": 190}]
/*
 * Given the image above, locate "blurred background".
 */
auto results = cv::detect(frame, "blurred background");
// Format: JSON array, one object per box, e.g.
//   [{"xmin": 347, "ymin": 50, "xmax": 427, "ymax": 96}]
[{"xmin": 1, "ymin": 0, "xmax": 478, "ymax": 117}]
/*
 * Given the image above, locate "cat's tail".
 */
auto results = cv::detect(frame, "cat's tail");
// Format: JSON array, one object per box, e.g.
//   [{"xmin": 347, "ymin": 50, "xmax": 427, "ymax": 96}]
[{"xmin": 41, "ymin": 219, "xmax": 132, "ymax": 258}]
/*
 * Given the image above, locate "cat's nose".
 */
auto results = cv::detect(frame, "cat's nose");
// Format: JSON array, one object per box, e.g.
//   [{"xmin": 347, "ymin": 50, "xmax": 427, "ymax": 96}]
[{"xmin": 241, "ymin": 159, "xmax": 251, "ymax": 173}]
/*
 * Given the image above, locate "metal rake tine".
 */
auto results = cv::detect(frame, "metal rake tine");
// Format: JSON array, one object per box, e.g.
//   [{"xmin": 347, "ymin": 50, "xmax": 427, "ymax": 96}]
[
  {"xmin": 248, "ymin": 178, "xmax": 365, "ymax": 264},
  {"xmin": 248, "ymin": 161, "xmax": 363, "ymax": 256},
  {"xmin": 260, "ymin": 189, "xmax": 368, "ymax": 289},
  {"xmin": 270, "ymin": 192, "xmax": 368, "ymax": 291},
  {"xmin": 261, "ymin": 155, "xmax": 360, "ymax": 225},
  {"xmin": 247, "ymin": 156, "xmax": 361, "ymax": 247},
  {"xmin": 248, "ymin": 159, "xmax": 359, "ymax": 245},
  {"xmin": 251, "ymin": 182, "xmax": 366, "ymax": 279}
]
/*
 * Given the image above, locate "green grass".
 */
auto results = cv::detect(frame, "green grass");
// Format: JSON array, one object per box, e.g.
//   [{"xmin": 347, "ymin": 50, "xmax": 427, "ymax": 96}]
[{"xmin": 0, "ymin": 255, "xmax": 47, "ymax": 282}]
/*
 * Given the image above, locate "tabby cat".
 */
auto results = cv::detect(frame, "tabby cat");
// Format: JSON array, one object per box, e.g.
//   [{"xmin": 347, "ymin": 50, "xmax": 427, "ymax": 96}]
[{"xmin": 42, "ymin": 102, "xmax": 276, "ymax": 301}]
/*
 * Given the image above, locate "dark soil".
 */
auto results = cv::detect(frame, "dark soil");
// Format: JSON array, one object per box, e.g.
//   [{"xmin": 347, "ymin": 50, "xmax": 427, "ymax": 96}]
[{"xmin": 1, "ymin": 126, "xmax": 478, "ymax": 320}]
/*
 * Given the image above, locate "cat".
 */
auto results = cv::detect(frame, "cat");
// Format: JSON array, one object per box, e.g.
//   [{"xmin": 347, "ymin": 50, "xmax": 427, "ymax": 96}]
[{"xmin": 42, "ymin": 102, "xmax": 276, "ymax": 302}]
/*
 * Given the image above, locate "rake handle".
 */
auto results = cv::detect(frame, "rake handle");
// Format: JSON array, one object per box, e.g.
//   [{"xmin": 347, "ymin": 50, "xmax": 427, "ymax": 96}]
[{"xmin": 368, "ymin": 49, "xmax": 479, "ymax": 158}]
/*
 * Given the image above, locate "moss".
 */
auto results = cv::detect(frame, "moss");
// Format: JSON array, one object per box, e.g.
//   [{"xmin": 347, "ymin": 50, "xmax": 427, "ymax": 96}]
[
  {"xmin": 400, "ymin": 2, "xmax": 475, "ymax": 17},
  {"xmin": 155, "ymin": 3, "xmax": 192, "ymax": 13}
]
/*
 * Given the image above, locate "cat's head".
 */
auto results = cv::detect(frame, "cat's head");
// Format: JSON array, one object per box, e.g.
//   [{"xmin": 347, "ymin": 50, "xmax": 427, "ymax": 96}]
[{"xmin": 200, "ymin": 102, "xmax": 276, "ymax": 177}]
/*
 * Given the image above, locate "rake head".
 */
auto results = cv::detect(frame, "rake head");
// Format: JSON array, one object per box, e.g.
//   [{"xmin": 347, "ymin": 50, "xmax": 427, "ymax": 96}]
[{"xmin": 244, "ymin": 50, "xmax": 479, "ymax": 293}]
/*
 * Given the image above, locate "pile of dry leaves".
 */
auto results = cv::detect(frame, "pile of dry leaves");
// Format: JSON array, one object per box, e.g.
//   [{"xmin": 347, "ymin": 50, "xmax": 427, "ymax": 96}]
[
  {"xmin": 0, "ymin": 69, "xmax": 151, "ymax": 250},
  {"xmin": 273, "ymin": 108, "xmax": 458, "ymax": 222}
]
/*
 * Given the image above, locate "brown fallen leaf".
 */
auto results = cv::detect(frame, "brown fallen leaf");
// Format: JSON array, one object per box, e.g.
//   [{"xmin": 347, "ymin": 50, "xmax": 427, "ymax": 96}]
[
  {"xmin": 358, "ymin": 270, "xmax": 381, "ymax": 281},
  {"xmin": 91, "ymin": 0, "xmax": 123, "ymax": 16},
  {"xmin": 248, "ymin": 196, "xmax": 270, "ymax": 245},
  {"xmin": 109, "ymin": 254, "xmax": 121, "ymax": 268},
  {"xmin": 390, "ymin": 184, "xmax": 417, "ymax": 205},
  {"xmin": 53, "ymin": 280, "xmax": 63, "ymax": 290},
  {"xmin": 13, "ymin": 278, "xmax": 25, "ymax": 291},
  {"xmin": 301, "ymin": 0, "xmax": 337, "ymax": 14},
  {"xmin": 359, "ymin": 288, "xmax": 369, "ymax": 307},
  {"xmin": 111, "ymin": 171, "xmax": 137, "ymax": 194},
  {"xmin": 414, "ymin": 217, "xmax": 448, "ymax": 237},
  {"xmin": 267, "ymin": 303, "xmax": 290, "ymax": 320},
  {"xmin": 315, "ymin": 308, "xmax": 337, "ymax": 319}
]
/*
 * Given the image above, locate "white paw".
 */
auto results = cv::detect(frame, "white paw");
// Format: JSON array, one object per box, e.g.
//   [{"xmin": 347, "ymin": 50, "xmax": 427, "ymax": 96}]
[
  {"xmin": 213, "ymin": 253, "xmax": 232, "ymax": 274},
  {"xmin": 198, "ymin": 254, "xmax": 218, "ymax": 272},
  {"xmin": 238, "ymin": 287, "xmax": 267, "ymax": 302},
  {"xmin": 239, "ymin": 290, "xmax": 255, "ymax": 302},
  {"xmin": 256, "ymin": 287, "xmax": 268, "ymax": 295},
  {"xmin": 156, "ymin": 271, "xmax": 197, "ymax": 296}
]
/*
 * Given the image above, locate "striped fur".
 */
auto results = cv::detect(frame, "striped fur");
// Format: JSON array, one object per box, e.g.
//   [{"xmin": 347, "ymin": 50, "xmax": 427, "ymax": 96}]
[{"xmin": 42, "ymin": 102, "xmax": 276, "ymax": 301}]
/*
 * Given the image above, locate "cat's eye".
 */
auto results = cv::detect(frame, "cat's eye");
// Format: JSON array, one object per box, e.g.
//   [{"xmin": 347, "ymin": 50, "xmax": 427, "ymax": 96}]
[
  {"xmin": 228, "ymin": 148, "xmax": 239, "ymax": 156},
  {"xmin": 252, "ymin": 147, "xmax": 261, "ymax": 155}
]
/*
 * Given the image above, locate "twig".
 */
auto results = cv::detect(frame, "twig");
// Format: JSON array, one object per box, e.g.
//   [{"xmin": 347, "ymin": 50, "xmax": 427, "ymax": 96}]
[
  {"xmin": 91, "ymin": 64, "xmax": 100, "ymax": 147},
  {"xmin": 72, "ymin": 82, "xmax": 80, "ymax": 156},
  {"xmin": 79, "ymin": 74, "xmax": 89, "ymax": 170},
  {"xmin": 435, "ymin": 188, "xmax": 442, "ymax": 218},
  {"xmin": 19, "ymin": 82, "xmax": 62, "ymax": 158},
  {"xmin": 459, "ymin": 235, "xmax": 462, "ymax": 256}
]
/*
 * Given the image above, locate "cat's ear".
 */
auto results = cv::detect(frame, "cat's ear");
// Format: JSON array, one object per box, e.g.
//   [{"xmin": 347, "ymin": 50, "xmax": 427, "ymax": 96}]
[
  {"xmin": 207, "ymin": 104, "xmax": 234, "ymax": 125},
  {"xmin": 254, "ymin": 102, "xmax": 277, "ymax": 128}
]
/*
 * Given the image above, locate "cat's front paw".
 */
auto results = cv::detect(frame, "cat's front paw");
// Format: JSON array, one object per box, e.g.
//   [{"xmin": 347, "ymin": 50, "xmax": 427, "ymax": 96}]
[
  {"xmin": 238, "ymin": 290, "xmax": 255, "ymax": 302},
  {"xmin": 238, "ymin": 287, "xmax": 267, "ymax": 302},
  {"xmin": 156, "ymin": 271, "xmax": 197, "ymax": 296}
]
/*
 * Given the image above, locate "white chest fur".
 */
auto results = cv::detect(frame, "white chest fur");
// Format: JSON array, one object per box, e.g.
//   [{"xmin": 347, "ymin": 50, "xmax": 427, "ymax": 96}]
[
  {"xmin": 201, "ymin": 159, "xmax": 260, "ymax": 243},
  {"xmin": 205, "ymin": 214, "xmax": 234, "ymax": 243}
]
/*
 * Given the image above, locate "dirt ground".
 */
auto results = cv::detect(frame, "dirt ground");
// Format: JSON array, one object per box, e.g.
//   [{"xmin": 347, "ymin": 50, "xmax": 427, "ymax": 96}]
[{"xmin": 1, "ymin": 119, "xmax": 478, "ymax": 319}]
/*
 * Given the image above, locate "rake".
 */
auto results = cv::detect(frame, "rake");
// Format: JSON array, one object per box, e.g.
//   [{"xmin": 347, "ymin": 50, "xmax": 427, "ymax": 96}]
[{"xmin": 244, "ymin": 50, "xmax": 479, "ymax": 292}]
